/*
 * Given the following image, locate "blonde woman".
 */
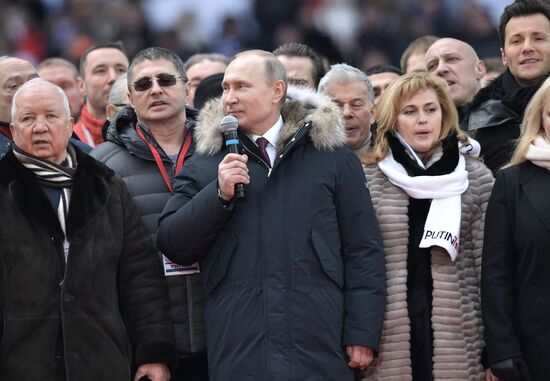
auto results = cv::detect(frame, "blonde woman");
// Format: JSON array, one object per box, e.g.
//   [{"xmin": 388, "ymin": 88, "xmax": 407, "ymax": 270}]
[
  {"xmin": 482, "ymin": 77, "xmax": 550, "ymax": 381},
  {"xmin": 362, "ymin": 73, "xmax": 495, "ymax": 380}
]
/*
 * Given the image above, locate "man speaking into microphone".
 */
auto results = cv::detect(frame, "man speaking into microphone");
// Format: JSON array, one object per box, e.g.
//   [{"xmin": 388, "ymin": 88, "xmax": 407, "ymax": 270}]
[{"xmin": 158, "ymin": 50, "xmax": 385, "ymax": 381}]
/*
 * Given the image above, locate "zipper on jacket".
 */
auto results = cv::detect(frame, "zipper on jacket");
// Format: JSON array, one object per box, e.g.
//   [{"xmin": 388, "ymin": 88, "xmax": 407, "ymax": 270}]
[
  {"xmin": 270, "ymin": 122, "xmax": 309, "ymax": 171},
  {"xmin": 59, "ymin": 241, "xmax": 70, "ymax": 379},
  {"xmin": 186, "ymin": 276, "xmax": 196, "ymax": 352},
  {"xmin": 241, "ymin": 122, "xmax": 308, "ymax": 178},
  {"xmin": 242, "ymin": 144, "xmax": 272, "ymax": 177}
]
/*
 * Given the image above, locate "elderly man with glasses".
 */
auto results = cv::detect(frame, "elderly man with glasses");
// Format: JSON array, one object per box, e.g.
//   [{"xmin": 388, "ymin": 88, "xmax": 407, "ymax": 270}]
[{"xmin": 90, "ymin": 47, "xmax": 207, "ymax": 381}]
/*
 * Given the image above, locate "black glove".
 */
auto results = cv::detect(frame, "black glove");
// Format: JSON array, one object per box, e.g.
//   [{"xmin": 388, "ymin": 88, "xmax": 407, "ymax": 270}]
[{"xmin": 491, "ymin": 357, "xmax": 532, "ymax": 381}]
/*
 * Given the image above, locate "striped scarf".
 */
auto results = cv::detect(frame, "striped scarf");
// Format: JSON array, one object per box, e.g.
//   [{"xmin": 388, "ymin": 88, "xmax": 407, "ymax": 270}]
[{"xmin": 13, "ymin": 144, "xmax": 77, "ymax": 260}]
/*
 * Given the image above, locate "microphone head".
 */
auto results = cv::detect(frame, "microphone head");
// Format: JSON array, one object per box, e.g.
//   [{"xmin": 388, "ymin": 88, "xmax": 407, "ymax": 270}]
[{"xmin": 220, "ymin": 115, "xmax": 239, "ymax": 132}]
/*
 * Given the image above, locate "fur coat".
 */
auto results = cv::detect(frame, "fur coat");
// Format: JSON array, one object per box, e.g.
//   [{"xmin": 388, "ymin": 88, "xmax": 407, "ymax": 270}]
[{"xmin": 363, "ymin": 157, "xmax": 494, "ymax": 380}]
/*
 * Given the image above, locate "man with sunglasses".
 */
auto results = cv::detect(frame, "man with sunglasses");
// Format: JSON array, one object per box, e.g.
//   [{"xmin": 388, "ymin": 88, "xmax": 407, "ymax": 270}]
[{"xmin": 91, "ymin": 47, "xmax": 206, "ymax": 381}]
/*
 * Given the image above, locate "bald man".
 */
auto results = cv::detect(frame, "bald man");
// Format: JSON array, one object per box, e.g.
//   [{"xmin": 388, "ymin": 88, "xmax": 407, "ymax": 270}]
[{"xmin": 425, "ymin": 38, "xmax": 486, "ymax": 109}]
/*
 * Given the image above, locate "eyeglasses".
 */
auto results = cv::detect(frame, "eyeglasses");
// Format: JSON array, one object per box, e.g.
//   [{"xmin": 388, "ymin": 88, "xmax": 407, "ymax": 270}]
[{"xmin": 132, "ymin": 73, "xmax": 185, "ymax": 92}]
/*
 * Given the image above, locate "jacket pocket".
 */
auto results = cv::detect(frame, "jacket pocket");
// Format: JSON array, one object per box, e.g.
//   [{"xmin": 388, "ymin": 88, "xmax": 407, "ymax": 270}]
[
  {"xmin": 310, "ymin": 229, "xmax": 344, "ymax": 288},
  {"xmin": 205, "ymin": 231, "xmax": 237, "ymax": 295}
]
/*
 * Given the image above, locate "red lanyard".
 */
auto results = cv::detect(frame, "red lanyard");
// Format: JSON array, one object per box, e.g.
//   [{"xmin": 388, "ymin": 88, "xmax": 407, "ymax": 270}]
[{"xmin": 136, "ymin": 125, "xmax": 192, "ymax": 192}]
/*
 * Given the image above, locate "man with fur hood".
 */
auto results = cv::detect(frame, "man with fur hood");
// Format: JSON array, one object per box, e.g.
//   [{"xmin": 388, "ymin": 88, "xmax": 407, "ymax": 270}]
[
  {"xmin": 157, "ymin": 50, "xmax": 386, "ymax": 381},
  {"xmin": 460, "ymin": 0, "xmax": 550, "ymax": 173}
]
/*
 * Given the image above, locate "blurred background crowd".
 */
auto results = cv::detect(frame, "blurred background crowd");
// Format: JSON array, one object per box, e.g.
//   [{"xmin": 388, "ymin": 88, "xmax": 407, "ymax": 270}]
[{"xmin": 2, "ymin": 0, "xmax": 510, "ymax": 71}]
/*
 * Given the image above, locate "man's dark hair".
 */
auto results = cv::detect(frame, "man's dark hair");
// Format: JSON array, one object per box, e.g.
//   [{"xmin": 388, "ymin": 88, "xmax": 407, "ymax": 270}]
[
  {"xmin": 79, "ymin": 41, "xmax": 127, "ymax": 77},
  {"xmin": 127, "ymin": 47, "xmax": 187, "ymax": 90},
  {"xmin": 273, "ymin": 42, "xmax": 326, "ymax": 87},
  {"xmin": 365, "ymin": 64, "xmax": 403, "ymax": 76},
  {"xmin": 499, "ymin": 0, "xmax": 550, "ymax": 48},
  {"xmin": 184, "ymin": 53, "xmax": 230, "ymax": 72}
]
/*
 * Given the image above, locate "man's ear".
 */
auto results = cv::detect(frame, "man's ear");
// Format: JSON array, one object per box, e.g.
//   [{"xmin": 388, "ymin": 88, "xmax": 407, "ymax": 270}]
[
  {"xmin": 128, "ymin": 89, "xmax": 136, "ymax": 109},
  {"xmin": 77, "ymin": 76, "xmax": 86, "ymax": 97},
  {"xmin": 9, "ymin": 123, "xmax": 15, "ymax": 139},
  {"xmin": 475, "ymin": 59, "xmax": 487, "ymax": 80},
  {"xmin": 106, "ymin": 104, "xmax": 117, "ymax": 121},
  {"xmin": 67, "ymin": 117, "xmax": 75, "ymax": 138},
  {"xmin": 501, "ymin": 47, "xmax": 508, "ymax": 67},
  {"xmin": 272, "ymin": 80, "xmax": 286, "ymax": 104}
]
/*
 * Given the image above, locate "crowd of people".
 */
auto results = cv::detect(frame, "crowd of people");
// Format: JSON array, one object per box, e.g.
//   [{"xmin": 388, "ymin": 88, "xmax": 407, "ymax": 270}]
[
  {"xmin": 0, "ymin": 0, "xmax": 549, "ymax": 380},
  {"xmin": 2, "ymin": 0, "xmax": 509, "ymax": 71}
]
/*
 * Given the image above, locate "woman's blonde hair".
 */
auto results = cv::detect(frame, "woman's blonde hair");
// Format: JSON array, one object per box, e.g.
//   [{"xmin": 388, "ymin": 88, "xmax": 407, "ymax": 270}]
[
  {"xmin": 363, "ymin": 72, "xmax": 468, "ymax": 165},
  {"xmin": 507, "ymin": 77, "xmax": 550, "ymax": 167}
]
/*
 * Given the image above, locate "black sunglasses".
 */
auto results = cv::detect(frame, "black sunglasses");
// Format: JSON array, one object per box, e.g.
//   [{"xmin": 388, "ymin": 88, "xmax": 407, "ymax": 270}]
[{"xmin": 132, "ymin": 73, "xmax": 185, "ymax": 92}]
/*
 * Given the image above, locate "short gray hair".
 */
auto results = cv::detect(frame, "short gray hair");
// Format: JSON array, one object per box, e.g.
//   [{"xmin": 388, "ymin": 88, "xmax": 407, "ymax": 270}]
[
  {"xmin": 11, "ymin": 78, "xmax": 71, "ymax": 121},
  {"xmin": 109, "ymin": 73, "xmax": 129, "ymax": 105},
  {"xmin": 318, "ymin": 63, "xmax": 375, "ymax": 105}
]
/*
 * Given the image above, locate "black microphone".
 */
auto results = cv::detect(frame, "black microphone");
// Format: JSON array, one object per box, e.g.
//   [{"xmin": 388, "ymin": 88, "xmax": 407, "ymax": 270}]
[{"xmin": 220, "ymin": 115, "xmax": 245, "ymax": 198}]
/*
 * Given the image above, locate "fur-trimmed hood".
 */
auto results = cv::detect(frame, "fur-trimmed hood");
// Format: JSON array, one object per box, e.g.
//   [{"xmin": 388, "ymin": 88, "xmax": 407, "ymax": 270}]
[{"xmin": 194, "ymin": 86, "xmax": 345, "ymax": 156}]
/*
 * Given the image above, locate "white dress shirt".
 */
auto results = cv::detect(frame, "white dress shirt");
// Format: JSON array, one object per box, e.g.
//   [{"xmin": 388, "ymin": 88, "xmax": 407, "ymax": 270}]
[{"xmin": 248, "ymin": 115, "xmax": 283, "ymax": 165}]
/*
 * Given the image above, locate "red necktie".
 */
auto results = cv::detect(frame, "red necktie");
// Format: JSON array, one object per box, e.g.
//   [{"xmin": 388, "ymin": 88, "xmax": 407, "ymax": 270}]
[{"xmin": 256, "ymin": 137, "xmax": 271, "ymax": 167}]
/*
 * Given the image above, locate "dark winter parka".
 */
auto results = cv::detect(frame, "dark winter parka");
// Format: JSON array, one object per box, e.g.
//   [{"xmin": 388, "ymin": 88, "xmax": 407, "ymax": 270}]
[
  {"xmin": 91, "ymin": 106, "xmax": 206, "ymax": 357},
  {"xmin": 0, "ymin": 132, "xmax": 10, "ymax": 158},
  {"xmin": 157, "ymin": 88, "xmax": 386, "ymax": 381},
  {"xmin": 0, "ymin": 147, "xmax": 176, "ymax": 381}
]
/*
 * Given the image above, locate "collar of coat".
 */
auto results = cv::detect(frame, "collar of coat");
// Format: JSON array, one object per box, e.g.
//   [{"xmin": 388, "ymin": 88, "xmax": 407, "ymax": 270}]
[
  {"xmin": 0, "ymin": 146, "xmax": 115, "ymax": 242},
  {"xmin": 466, "ymin": 69, "xmax": 548, "ymax": 112},
  {"xmin": 105, "ymin": 105, "xmax": 198, "ymax": 160},
  {"xmin": 194, "ymin": 86, "xmax": 346, "ymax": 156}
]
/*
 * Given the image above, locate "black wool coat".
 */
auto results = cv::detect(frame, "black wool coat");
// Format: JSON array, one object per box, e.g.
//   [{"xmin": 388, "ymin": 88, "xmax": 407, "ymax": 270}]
[
  {"xmin": 482, "ymin": 161, "xmax": 550, "ymax": 380},
  {"xmin": 0, "ymin": 148, "xmax": 176, "ymax": 381}
]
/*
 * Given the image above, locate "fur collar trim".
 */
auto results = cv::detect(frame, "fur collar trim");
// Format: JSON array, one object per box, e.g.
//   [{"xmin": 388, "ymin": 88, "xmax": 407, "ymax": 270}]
[{"xmin": 195, "ymin": 86, "xmax": 345, "ymax": 156}]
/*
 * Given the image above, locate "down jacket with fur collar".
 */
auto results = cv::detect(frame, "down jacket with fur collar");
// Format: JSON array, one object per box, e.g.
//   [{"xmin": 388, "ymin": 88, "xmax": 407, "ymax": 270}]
[{"xmin": 158, "ymin": 87, "xmax": 386, "ymax": 381}]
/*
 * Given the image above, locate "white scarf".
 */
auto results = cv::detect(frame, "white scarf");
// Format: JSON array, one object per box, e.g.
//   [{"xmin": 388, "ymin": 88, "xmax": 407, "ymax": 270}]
[
  {"xmin": 526, "ymin": 136, "xmax": 550, "ymax": 171},
  {"xmin": 377, "ymin": 136, "xmax": 476, "ymax": 261}
]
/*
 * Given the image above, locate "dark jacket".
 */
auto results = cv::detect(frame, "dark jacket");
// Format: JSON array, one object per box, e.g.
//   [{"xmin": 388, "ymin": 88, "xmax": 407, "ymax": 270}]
[
  {"xmin": 157, "ymin": 87, "xmax": 386, "ymax": 381},
  {"xmin": 482, "ymin": 160, "xmax": 550, "ymax": 380},
  {"xmin": 0, "ymin": 132, "xmax": 10, "ymax": 158},
  {"xmin": 90, "ymin": 106, "xmax": 206, "ymax": 358},
  {"xmin": 0, "ymin": 148, "xmax": 176, "ymax": 381},
  {"xmin": 461, "ymin": 70, "xmax": 546, "ymax": 173}
]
